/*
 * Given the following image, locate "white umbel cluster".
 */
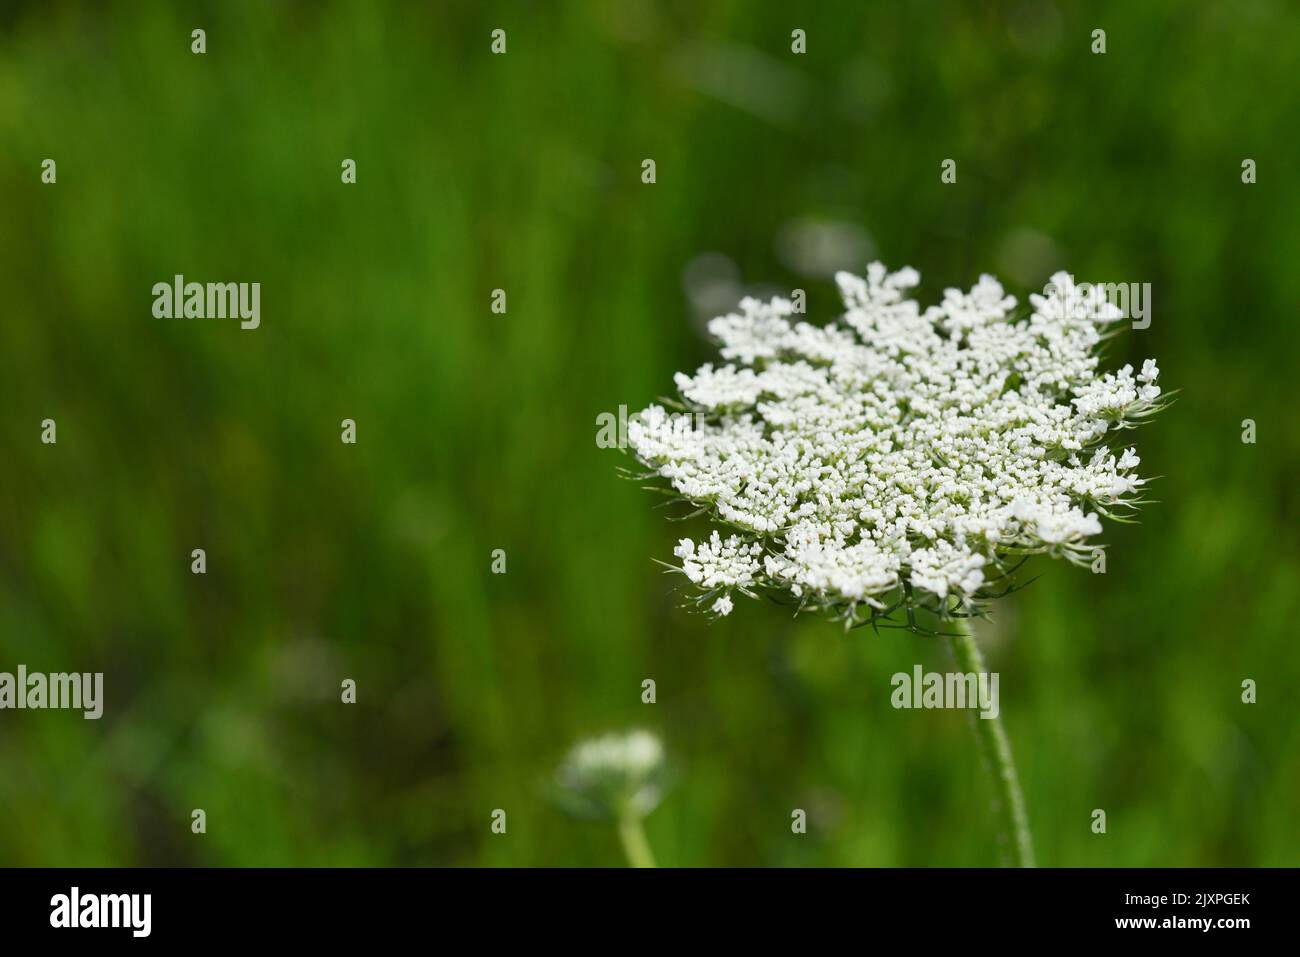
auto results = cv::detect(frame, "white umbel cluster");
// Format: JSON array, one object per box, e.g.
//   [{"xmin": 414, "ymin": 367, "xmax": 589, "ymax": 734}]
[
  {"xmin": 630, "ymin": 264, "xmax": 1165, "ymax": 626},
  {"xmin": 555, "ymin": 730, "xmax": 666, "ymax": 820}
]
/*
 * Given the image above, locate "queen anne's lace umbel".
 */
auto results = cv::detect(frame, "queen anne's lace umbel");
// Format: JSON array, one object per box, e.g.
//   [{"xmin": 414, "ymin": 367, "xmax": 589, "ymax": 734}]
[{"xmin": 629, "ymin": 264, "xmax": 1165, "ymax": 627}]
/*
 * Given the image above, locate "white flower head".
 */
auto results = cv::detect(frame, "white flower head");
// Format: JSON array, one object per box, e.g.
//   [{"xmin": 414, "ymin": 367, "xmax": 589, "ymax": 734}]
[
  {"xmin": 554, "ymin": 730, "xmax": 666, "ymax": 820},
  {"xmin": 629, "ymin": 262, "xmax": 1168, "ymax": 631}
]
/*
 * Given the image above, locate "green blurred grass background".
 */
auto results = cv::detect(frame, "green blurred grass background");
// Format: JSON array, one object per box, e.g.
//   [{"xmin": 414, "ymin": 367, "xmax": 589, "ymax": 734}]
[{"xmin": 1, "ymin": 0, "xmax": 1297, "ymax": 866}]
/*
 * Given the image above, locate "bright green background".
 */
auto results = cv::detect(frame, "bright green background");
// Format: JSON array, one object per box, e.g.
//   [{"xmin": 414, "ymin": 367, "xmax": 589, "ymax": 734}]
[{"xmin": 1, "ymin": 0, "xmax": 1296, "ymax": 866}]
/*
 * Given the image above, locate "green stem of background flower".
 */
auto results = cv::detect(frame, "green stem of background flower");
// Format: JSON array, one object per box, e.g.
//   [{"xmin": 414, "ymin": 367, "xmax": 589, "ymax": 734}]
[
  {"xmin": 616, "ymin": 810, "xmax": 657, "ymax": 868},
  {"xmin": 950, "ymin": 619, "xmax": 1036, "ymax": 867}
]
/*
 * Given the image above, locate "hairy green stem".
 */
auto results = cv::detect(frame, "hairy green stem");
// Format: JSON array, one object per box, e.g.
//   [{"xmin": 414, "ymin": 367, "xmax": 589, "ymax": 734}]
[
  {"xmin": 949, "ymin": 619, "xmax": 1035, "ymax": 867},
  {"xmin": 616, "ymin": 812, "xmax": 657, "ymax": 868}
]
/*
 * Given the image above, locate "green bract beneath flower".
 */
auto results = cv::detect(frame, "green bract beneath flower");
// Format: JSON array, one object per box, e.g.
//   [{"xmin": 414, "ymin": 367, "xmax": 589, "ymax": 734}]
[{"xmin": 629, "ymin": 264, "xmax": 1168, "ymax": 630}]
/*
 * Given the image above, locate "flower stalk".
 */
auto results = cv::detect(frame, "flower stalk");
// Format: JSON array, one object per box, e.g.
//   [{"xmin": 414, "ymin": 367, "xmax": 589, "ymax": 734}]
[
  {"xmin": 616, "ymin": 806, "xmax": 657, "ymax": 868},
  {"xmin": 949, "ymin": 619, "xmax": 1035, "ymax": 867}
]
